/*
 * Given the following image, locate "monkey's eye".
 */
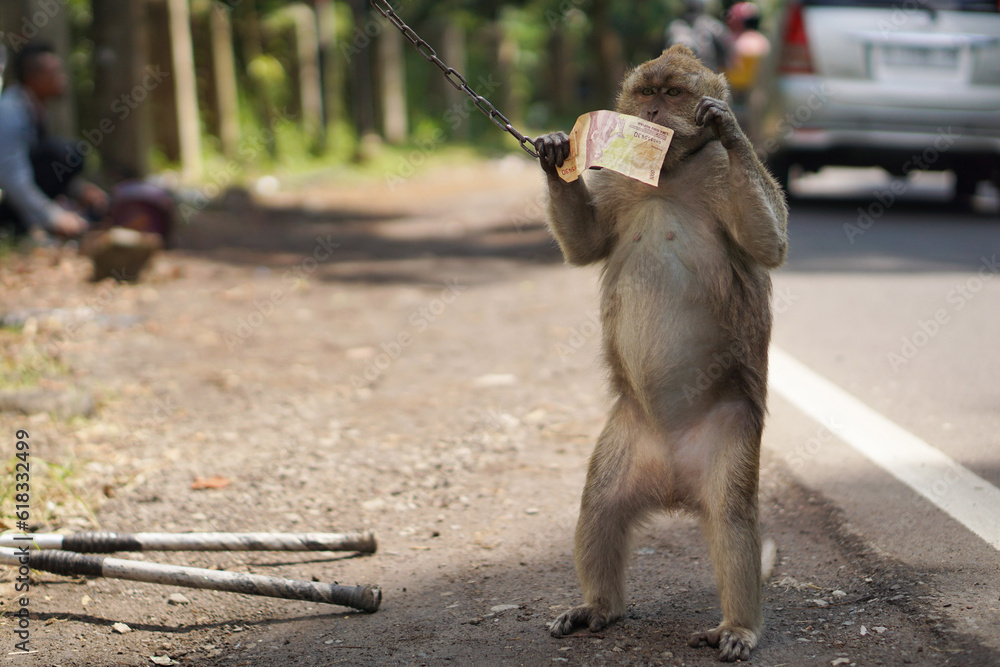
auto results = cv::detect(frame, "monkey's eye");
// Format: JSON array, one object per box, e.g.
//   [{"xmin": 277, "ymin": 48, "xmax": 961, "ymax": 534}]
[
  {"xmin": 666, "ymin": 87, "xmax": 682, "ymax": 96},
  {"xmin": 640, "ymin": 87, "xmax": 655, "ymax": 96}
]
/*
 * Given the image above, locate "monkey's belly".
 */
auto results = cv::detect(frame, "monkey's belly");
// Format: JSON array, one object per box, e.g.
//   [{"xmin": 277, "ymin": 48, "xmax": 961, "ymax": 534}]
[
  {"xmin": 603, "ymin": 243, "xmax": 733, "ymax": 419},
  {"xmin": 608, "ymin": 297, "xmax": 725, "ymax": 395}
]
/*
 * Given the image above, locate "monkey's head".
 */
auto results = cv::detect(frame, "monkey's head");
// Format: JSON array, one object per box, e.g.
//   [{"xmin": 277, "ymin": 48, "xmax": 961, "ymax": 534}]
[{"xmin": 616, "ymin": 45, "xmax": 729, "ymax": 155}]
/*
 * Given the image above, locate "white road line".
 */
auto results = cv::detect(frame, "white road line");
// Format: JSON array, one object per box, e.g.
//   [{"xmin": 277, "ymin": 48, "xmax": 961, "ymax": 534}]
[{"xmin": 768, "ymin": 345, "xmax": 1000, "ymax": 552}]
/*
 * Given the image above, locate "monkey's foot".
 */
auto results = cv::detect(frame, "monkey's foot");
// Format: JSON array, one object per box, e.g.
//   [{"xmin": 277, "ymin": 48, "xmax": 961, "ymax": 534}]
[
  {"xmin": 688, "ymin": 625, "xmax": 758, "ymax": 662},
  {"xmin": 548, "ymin": 605, "xmax": 619, "ymax": 637}
]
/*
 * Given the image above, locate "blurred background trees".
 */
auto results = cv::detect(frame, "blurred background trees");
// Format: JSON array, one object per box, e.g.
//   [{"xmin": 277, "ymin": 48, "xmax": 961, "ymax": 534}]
[{"xmin": 0, "ymin": 0, "xmax": 772, "ymax": 185}]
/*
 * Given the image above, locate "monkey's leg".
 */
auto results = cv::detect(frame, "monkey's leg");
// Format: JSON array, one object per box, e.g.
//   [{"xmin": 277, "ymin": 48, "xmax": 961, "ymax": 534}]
[
  {"xmin": 550, "ymin": 398, "xmax": 665, "ymax": 638},
  {"xmin": 688, "ymin": 422, "xmax": 764, "ymax": 662}
]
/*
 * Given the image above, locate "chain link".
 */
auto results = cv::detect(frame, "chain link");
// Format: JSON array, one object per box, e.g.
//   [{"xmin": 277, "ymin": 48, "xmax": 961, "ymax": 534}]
[{"xmin": 370, "ymin": 0, "xmax": 539, "ymax": 158}]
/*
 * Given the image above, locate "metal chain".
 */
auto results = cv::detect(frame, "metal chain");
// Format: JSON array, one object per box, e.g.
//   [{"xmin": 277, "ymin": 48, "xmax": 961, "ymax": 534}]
[{"xmin": 370, "ymin": 0, "xmax": 539, "ymax": 158}]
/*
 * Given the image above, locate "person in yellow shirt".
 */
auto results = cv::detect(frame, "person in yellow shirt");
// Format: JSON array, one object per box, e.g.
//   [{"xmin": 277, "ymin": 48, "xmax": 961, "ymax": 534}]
[{"xmin": 725, "ymin": 3, "xmax": 771, "ymax": 129}]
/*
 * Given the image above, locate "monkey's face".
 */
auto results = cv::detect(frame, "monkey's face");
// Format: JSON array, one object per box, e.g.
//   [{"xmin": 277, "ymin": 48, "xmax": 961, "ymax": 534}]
[{"xmin": 615, "ymin": 45, "xmax": 728, "ymax": 142}]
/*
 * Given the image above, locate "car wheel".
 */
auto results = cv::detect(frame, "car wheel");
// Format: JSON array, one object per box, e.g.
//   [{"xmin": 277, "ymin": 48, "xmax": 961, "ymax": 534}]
[
  {"xmin": 952, "ymin": 169, "xmax": 979, "ymax": 211},
  {"xmin": 993, "ymin": 172, "xmax": 1000, "ymax": 218}
]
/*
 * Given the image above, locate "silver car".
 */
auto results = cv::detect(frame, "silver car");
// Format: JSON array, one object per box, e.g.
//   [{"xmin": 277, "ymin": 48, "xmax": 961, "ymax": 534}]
[{"xmin": 753, "ymin": 0, "xmax": 1000, "ymax": 202}]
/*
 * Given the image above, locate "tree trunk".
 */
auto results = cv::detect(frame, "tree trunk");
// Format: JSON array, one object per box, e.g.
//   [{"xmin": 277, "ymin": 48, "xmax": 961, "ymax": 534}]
[
  {"xmin": 376, "ymin": 16, "xmax": 407, "ymax": 144},
  {"xmin": 589, "ymin": 0, "xmax": 625, "ymax": 108},
  {"xmin": 347, "ymin": 0, "xmax": 376, "ymax": 145},
  {"xmin": 27, "ymin": 0, "xmax": 75, "ymax": 138},
  {"xmin": 440, "ymin": 20, "xmax": 467, "ymax": 140},
  {"xmin": 146, "ymin": 0, "xmax": 179, "ymax": 164},
  {"xmin": 0, "ymin": 1, "xmax": 29, "ymax": 83},
  {"xmin": 497, "ymin": 24, "xmax": 520, "ymax": 125},
  {"xmin": 485, "ymin": 19, "xmax": 521, "ymax": 130},
  {"xmin": 90, "ymin": 0, "xmax": 150, "ymax": 180},
  {"xmin": 167, "ymin": 0, "xmax": 202, "ymax": 182},
  {"xmin": 210, "ymin": 3, "xmax": 239, "ymax": 160},
  {"xmin": 546, "ymin": 29, "xmax": 577, "ymax": 118},
  {"xmin": 287, "ymin": 3, "xmax": 323, "ymax": 150},
  {"xmin": 235, "ymin": 0, "xmax": 276, "ymax": 157},
  {"xmin": 316, "ymin": 0, "xmax": 344, "ymax": 130}
]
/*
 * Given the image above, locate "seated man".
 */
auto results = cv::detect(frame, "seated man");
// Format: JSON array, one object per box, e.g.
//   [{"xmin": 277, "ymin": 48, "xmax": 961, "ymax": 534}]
[{"xmin": 0, "ymin": 42, "xmax": 107, "ymax": 240}]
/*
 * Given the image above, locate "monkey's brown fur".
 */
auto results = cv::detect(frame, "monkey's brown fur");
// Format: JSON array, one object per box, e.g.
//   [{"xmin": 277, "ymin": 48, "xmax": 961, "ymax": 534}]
[{"xmin": 535, "ymin": 45, "xmax": 788, "ymax": 662}]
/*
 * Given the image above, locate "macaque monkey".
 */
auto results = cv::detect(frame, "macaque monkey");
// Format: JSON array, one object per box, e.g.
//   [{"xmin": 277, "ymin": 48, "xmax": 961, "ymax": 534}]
[{"xmin": 535, "ymin": 45, "xmax": 788, "ymax": 662}]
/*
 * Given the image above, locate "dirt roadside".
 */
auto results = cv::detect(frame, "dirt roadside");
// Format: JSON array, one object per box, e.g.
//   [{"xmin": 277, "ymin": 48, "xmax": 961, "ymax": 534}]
[{"xmin": 1, "ymin": 158, "xmax": 997, "ymax": 666}]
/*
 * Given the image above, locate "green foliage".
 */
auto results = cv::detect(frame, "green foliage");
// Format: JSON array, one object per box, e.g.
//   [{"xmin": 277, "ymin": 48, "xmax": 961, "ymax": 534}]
[
  {"xmin": 54, "ymin": 0, "xmax": 785, "ymax": 184},
  {"xmin": 247, "ymin": 54, "xmax": 290, "ymax": 110}
]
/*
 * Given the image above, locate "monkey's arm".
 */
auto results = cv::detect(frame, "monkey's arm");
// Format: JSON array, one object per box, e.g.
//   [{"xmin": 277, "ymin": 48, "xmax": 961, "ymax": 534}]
[
  {"xmin": 696, "ymin": 98, "xmax": 789, "ymax": 269},
  {"xmin": 536, "ymin": 132, "xmax": 615, "ymax": 266}
]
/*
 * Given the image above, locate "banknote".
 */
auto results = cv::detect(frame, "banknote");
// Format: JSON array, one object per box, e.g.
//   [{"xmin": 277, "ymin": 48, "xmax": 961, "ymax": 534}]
[{"xmin": 555, "ymin": 110, "xmax": 675, "ymax": 187}]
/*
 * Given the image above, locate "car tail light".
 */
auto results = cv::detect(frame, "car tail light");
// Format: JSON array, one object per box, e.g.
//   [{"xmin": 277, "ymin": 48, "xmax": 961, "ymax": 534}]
[{"xmin": 778, "ymin": 3, "xmax": 814, "ymax": 74}]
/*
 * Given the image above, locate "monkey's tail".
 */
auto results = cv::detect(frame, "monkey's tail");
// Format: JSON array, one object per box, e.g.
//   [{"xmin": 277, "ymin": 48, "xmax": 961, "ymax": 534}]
[{"xmin": 761, "ymin": 538, "xmax": 777, "ymax": 582}]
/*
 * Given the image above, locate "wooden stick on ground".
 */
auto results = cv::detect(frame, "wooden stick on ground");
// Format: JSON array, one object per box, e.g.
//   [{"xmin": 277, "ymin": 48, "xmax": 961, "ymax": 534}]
[
  {"xmin": 0, "ymin": 547, "xmax": 381, "ymax": 612},
  {"xmin": 0, "ymin": 531, "xmax": 377, "ymax": 553}
]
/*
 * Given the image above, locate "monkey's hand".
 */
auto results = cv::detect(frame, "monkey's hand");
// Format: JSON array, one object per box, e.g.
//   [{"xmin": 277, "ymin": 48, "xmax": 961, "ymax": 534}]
[
  {"xmin": 535, "ymin": 132, "xmax": 571, "ymax": 175},
  {"xmin": 695, "ymin": 97, "xmax": 744, "ymax": 151}
]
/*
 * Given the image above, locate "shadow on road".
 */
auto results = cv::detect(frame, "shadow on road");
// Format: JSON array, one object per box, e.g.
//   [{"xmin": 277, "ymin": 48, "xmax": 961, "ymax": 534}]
[
  {"xmin": 172, "ymin": 179, "xmax": 997, "ymax": 282},
  {"xmin": 783, "ymin": 196, "xmax": 998, "ymax": 274},
  {"xmin": 172, "ymin": 201, "xmax": 562, "ymax": 286}
]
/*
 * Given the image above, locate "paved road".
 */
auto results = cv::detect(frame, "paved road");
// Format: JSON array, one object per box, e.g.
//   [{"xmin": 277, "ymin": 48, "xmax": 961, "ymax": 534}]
[
  {"xmin": 231, "ymin": 162, "xmax": 1000, "ymax": 666},
  {"xmin": 202, "ymin": 164, "xmax": 1000, "ymax": 666},
  {"xmin": 766, "ymin": 168, "xmax": 1000, "ymax": 655},
  {"xmin": 7, "ymin": 162, "xmax": 997, "ymax": 667}
]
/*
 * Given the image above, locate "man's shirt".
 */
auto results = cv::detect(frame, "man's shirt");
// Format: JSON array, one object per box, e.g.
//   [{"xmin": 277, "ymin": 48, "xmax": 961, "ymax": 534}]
[{"xmin": 0, "ymin": 84, "xmax": 63, "ymax": 229}]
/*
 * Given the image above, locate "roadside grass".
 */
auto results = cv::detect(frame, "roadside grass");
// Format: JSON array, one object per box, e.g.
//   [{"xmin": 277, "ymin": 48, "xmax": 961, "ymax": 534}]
[
  {"xmin": 0, "ymin": 449, "xmax": 103, "ymax": 612},
  {"xmin": 0, "ymin": 332, "xmax": 103, "ymax": 609},
  {"xmin": 0, "ymin": 331, "xmax": 73, "ymax": 391},
  {"xmin": 0, "ymin": 454, "xmax": 101, "ymax": 535}
]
